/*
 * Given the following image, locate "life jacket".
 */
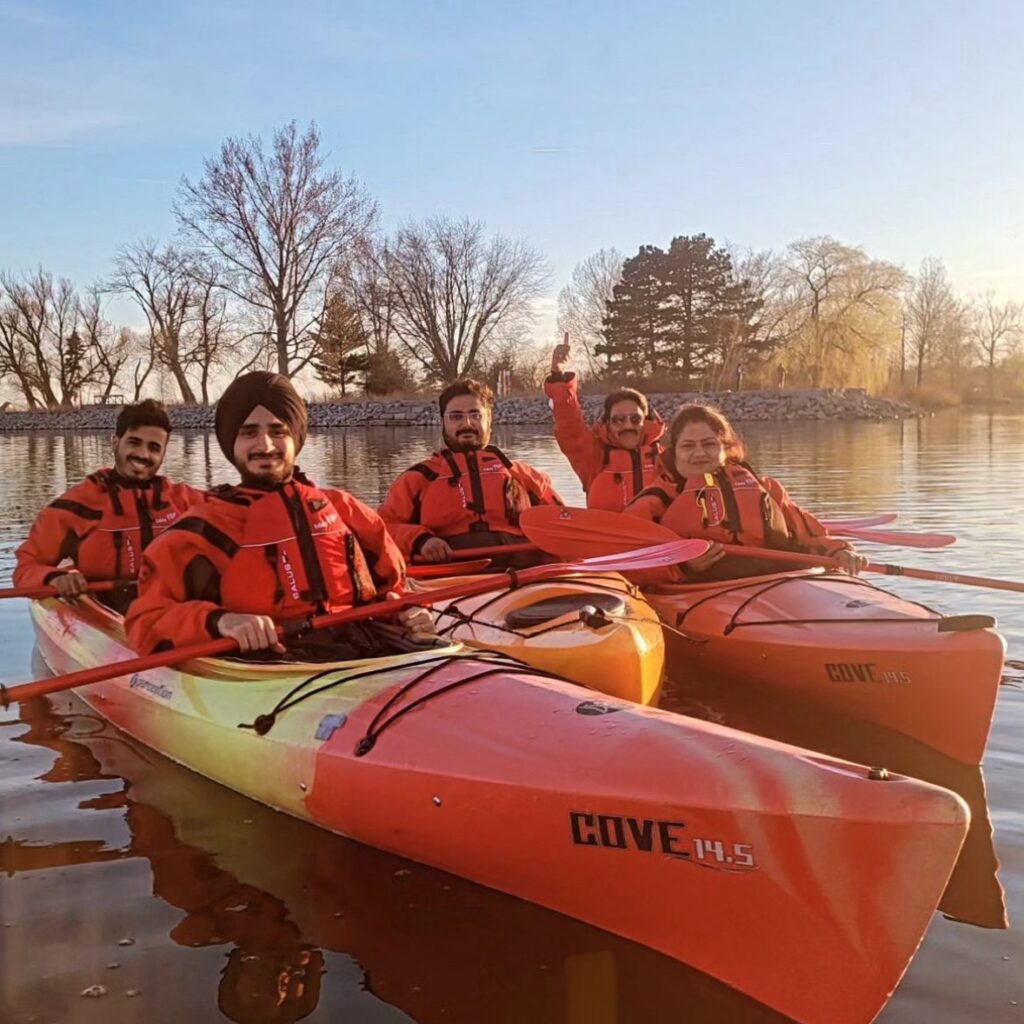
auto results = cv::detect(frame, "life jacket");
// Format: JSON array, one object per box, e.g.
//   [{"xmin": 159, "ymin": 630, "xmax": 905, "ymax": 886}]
[
  {"xmin": 75, "ymin": 472, "xmax": 187, "ymax": 580},
  {"xmin": 213, "ymin": 479, "xmax": 377, "ymax": 618},
  {"xmin": 415, "ymin": 446, "xmax": 536, "ymax": 539},
  {"xmin": 658, "ymin": 463, "xmax": 795, "ymax": 549},
  {"xmin": 587, "ymin": 437, "xmax": 664, "ymax": 512}
]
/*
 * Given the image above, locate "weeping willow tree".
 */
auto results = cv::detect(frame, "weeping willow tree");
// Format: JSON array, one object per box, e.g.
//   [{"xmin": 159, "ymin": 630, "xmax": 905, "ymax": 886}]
[{"xmin": 777, "ymin": 237, "xmax": 907, "ymax": 389}]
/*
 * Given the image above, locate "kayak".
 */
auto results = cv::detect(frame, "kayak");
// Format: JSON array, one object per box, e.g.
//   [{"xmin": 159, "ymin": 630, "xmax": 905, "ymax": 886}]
[
  {"xmin": 28, "ymin": 594, "xmax": 968, "ymax": 1024},
  {"xmin": 412, "ymin": 569, "xmax": 665, "ymax": 704},
  {"xmin": 645, "ymin": 568, "xmax": 1005, "ymax": 764}
]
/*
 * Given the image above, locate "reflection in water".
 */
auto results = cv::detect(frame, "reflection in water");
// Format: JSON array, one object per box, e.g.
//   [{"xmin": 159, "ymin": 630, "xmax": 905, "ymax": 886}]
[
  {"xmin": 3, "ymin": 695, "xmax": 790, "ymax": 1024},
  {"xmin": 663, "ymin": 680, "xmax": 1008, "ymax": 931}
]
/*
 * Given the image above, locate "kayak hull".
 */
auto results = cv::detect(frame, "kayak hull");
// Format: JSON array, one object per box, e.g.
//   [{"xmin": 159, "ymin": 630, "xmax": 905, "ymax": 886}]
[
  {"xmin": 645, "ymin": 569, "xmax": 1004, "ymax": 763},
  {"xmin": 28, "ymin": 596, "xmax": 968, "ymax": 1024},
  {"xmin": 416, "ymin": 570, "xmax": 665, "ymax": 704}
]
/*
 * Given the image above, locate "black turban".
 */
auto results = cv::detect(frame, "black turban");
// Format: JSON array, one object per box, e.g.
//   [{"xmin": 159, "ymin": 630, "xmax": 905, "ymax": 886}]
[{"xmin": 214, "ymin": 371, "xmax": 308, "ymax": 462}]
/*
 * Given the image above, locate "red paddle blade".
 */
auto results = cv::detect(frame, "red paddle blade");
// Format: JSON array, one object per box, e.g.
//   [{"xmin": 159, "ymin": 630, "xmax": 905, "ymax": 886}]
[
  {"xmin": 520, "ymin": 506, "xmax": 678, "ymax": 559},
  {"xmin": 572, "ymin": 538, "xmax": 709, "ymax": 570}
]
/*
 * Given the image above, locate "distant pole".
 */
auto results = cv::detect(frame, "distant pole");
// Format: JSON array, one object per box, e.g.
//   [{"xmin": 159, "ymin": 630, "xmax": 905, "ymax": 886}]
[{"xmin": 899, "ymin": 315, "xmax": 907, "ymax": 387}]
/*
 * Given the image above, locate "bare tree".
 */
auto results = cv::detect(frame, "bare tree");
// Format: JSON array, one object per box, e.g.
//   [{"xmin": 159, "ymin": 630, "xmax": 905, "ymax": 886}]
[
  {"xmin": 971, "ymin": 293, "xmax": 1023, "ymax": 401},
  {"xmin": 111, "ymin": 241, "xmax": 200, "ymax": 403},
  {"xmin": 175, "ymin": 121, "xmax": 377, "ymax": 377},
  {"xmin": 0, "ymin": 300, "xmax": 40, "ymax": 408},
  {"xmin": 382, "ymin": 217, "xmax": 548, "ymax": 382},
  {"xmin": 0, "ymin": 269, "xmax": 101, "ymax": 407},
  {"xmin": 904, "ymin": 258, "xmax": 964, "ymax": 388},
  {"xmin": 556, "ymin": 248, "xmax": 623, "ymax": 376},
  {"xmin": 780, "ymin": 237, "xmax": 907, "ymax": 388},
  {"xmin": 339, "ymin": 246, "xmax": 399, "ymax": 358},
  {"xmin": 79, "ymin": 291, "xmax": 133, "ymax": 403},
  {"xmin": 111, "ymin": 241, "xmax": 244, "ymax": 403}
]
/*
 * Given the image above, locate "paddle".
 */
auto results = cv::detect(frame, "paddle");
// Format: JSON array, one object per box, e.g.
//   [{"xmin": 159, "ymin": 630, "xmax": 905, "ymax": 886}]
[
  {"xmin": 520, "ymin": 506, "xmax": 1024, "ymax": 595},
  {"xmin": 412, "ymin": 542, "xmax": 540, "ymax": 562},
  {"xmin": 0, "ymin": 563, "xmax": 493, "ymax": 598},
  {"xmin": 0, "ymin": 579, "xmax": 133, "ymax": 601},
  {"xmin": 0, "ymin": 538, "xmax": 707, "ymax": 708},
  {"xmin": 407, "ymin": 560, "xmax": 493, "ymax": 577},
  {"xmin": 821, "ymin": 514, "xmax": 898, "ymax": 530},
  {"xmin": 824, "ymin": 527, "xmax": 957, "ymax": 549}
]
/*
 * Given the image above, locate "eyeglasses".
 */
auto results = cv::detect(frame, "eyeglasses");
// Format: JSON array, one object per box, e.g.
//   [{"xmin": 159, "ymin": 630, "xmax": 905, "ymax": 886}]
[
  {"xmin": 444, "ymin": 410, "xmax": 485, "ymax": 424},
  {"xmin": 610, "ymin": 413, "xmax": 644, "ymax": 427}
]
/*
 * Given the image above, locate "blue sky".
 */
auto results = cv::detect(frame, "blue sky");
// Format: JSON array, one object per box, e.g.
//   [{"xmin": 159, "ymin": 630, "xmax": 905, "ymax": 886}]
[{"xmin": 2, "ymin": 0, "xmax": 1023, "ymax": 340}]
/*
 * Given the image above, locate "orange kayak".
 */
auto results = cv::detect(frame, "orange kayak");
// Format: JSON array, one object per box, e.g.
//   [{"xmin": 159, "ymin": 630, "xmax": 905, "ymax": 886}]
[
  {"xmin": 645, "ymin": 569, "xmax": 1005, "ymax": 764},
  {"xmin": 24, "ymin": 598, "xmax": 966, "ymax": 1024},
  {"xmin": 412, "ymin": 569, "xmax": 665, "ymax": 704},
  {"xmin": 28, "ymin": 595, "xmax": 968, "ymax": 1024}
]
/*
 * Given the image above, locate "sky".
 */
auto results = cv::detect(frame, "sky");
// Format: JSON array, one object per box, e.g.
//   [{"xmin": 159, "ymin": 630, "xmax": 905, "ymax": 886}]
[{"xmin": 2, "ymin": 0, "xmax": 1023, "ymax": 347}]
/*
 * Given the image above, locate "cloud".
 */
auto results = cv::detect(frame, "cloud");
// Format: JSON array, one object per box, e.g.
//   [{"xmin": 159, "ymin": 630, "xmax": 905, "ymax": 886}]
[{"xmin": 0, "ymin": 110, "xmax": 139, "ymax": 146}]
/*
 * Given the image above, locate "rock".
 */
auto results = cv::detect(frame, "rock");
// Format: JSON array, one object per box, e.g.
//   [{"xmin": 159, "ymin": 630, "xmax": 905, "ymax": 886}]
[{"xmin": 0, "ymin": 388, "xmax": 922, "ymax": 432}]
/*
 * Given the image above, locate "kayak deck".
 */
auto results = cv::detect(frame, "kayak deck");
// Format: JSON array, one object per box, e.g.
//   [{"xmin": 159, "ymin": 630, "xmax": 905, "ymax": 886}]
[{"xmin": 413, "ymin": 569, "xmax": 665, "ymax": 703}]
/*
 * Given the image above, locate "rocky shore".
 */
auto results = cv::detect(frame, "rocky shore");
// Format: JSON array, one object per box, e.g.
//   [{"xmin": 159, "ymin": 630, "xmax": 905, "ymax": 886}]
[{"xmin": 0, "ymin": 388, "xmax": 919, "ymax": 432}]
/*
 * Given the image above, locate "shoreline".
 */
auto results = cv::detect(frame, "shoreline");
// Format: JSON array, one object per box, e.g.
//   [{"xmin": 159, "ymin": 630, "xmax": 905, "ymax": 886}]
[{"xmin": 0, "ymin": 387, "xmax": 919, "ymax": 432}]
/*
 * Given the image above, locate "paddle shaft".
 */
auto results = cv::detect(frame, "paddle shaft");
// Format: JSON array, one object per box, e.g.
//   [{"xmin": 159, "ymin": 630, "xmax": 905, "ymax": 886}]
[
  {"xmin": 0, "ymin": 563, "xmax": 492, "ymax": 599},
  {"xmin": 721, "ymin": 545, "xmax": 1024, "ymax": 594},
  {"xmin": 1, "ymin": 538, "xmax": 703, "ymax": 707},
  {"xmin": 827, "ymin": 527, "xmax": 956, "ymax": 548},
  {"xmin": 415, "ymin": 542, "xmax": 539, "ymax": 561},
  {"xmin": 0, "ymin": 580, "xmax": 131, "ymax": 601}
]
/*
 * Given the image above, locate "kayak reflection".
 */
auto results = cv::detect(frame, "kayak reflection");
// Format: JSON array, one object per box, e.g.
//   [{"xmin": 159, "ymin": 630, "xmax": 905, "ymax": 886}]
[
  {"xmin": 664, "ymin": 675, "xmax": 1008, "ymax": 931},
  {"xmin": 7, "ymin": 693, "xmax": 788, "ymax": 1024}
]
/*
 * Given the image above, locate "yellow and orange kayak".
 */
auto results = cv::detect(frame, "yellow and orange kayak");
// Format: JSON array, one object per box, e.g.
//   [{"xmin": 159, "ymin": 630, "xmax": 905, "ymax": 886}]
[
  {"xmin": 412, "ymin": 570, "xmax": 665, "ymax": 704},
  {"xmin": 27, "ymin": 594, "xmax": 969, "ymax": 1024},
  {"xmin": 645, "ymin": 568, "xmax": 1005, "ymax": 764}
]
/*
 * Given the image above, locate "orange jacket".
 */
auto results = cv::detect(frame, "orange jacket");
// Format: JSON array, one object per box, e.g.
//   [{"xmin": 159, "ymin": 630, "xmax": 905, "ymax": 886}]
[
  {"xmin": 625, "ymin": 462, "xmax": 850, "ymax": 579},
  {"xmin": 13, "ymin": 470, "xmax": 204, "ymax": 589},
  {"xmin": 544, "ymin": 373, "xmax": 664, "ymax": 511},
  {"xmin": 378, "ymin": 446, "xmax": 563, "ymax": 558},
  {"xmin": 125, "ymin": 475, "xmax": 406, "ymax": 653}
]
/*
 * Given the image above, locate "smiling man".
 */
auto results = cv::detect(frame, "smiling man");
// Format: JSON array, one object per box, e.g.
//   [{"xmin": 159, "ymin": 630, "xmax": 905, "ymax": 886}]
[
  {"xmin": 13, "ymin": 399, "xmax": 204, "ymax": 611},
  {"xmin": 544, "ymin": 337, "xmax": 665, "ymax": 511},
  {"xmin": 126, "ymin": 371, "xmax": 433, "ymax": 657},
  {"xmin": 379, "ymin": 378, "xmax": 563, "ymax": 566}
]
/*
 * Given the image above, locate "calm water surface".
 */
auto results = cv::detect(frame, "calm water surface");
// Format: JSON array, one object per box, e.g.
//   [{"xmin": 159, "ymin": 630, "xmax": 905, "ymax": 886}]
[{"xmin": 1, "ymin": 411, "xmax": 1022, "ymax": 1023}]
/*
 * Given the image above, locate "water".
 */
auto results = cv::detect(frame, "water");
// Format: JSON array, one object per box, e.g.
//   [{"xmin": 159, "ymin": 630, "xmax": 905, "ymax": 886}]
[{"xmin": 0, "ymin": 411, "xmax": 1021, "ymax": 1023}]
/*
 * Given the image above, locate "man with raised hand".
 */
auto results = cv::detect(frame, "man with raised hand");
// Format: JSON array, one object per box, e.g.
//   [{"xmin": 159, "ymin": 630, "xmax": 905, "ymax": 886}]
[
  {"xmin": 14, "ymin": 399, "xmax": 204, "ymax": 612},
  {"xmin": 126, "ymin": 372, "xmax": 433, "ymax": 656},
  {"xmin": 379, "ymin": 378, "xmax": 563, "ymax": 566},
  {"xmin": 543, "ymin": 336, "xmax": 665, "ymax": 511}
]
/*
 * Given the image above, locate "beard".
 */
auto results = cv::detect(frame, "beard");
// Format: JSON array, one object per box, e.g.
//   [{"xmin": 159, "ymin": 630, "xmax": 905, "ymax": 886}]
[
  {"xmin": 238, "ymin": 453, "xmax": 294, "ymax": 488},
  {"xmin": 443, "ymin": 427, "xmax": 489, "ymax": 453}
]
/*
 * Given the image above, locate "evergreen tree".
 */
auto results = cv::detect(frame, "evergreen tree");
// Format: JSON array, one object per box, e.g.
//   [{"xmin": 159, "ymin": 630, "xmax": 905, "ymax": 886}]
[
  {"xmin": 664, "ymin": 234, "xmax": 753, "ymax": 379},
  {"xmin": 597, "ymin": 245, "xmax": 672, "ymax": 377},
  {"xmin": 312, "ymin": 294, "xmax": 369, "ymax": 395},
  {"xmin": 598, "ymin": 234, "xmax": 762, "ymax": 385}
]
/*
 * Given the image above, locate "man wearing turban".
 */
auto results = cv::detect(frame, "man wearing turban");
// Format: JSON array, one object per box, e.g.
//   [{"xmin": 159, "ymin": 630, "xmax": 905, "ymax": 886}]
[{"xmin": 127, "ymin": 372, "xmax": 433, "ymax": 655}]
